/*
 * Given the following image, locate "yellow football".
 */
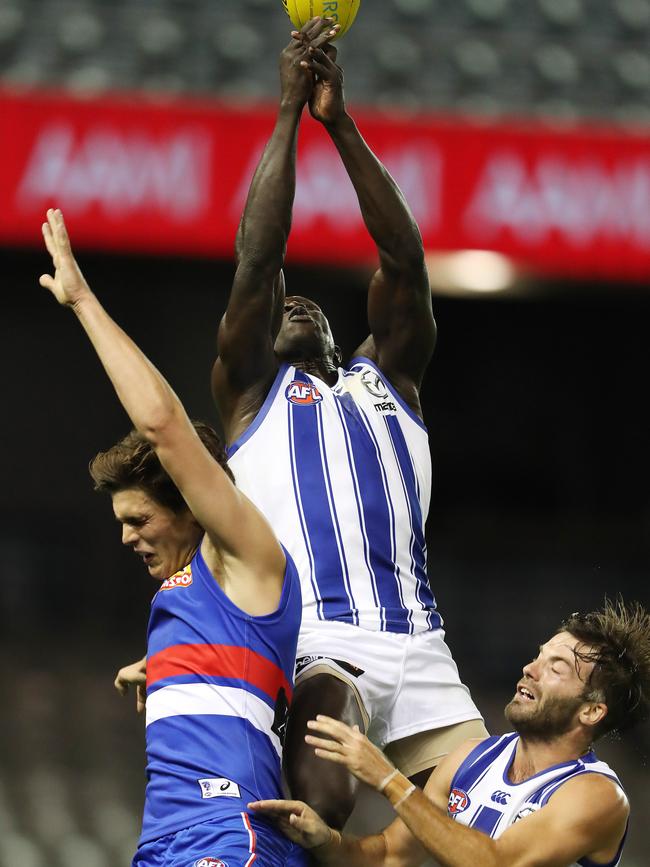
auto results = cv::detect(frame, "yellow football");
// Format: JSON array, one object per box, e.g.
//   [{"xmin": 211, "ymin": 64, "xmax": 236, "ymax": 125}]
[{"xmin": 282, "ymin": 0, "xmax": 361, "ymax": 40}]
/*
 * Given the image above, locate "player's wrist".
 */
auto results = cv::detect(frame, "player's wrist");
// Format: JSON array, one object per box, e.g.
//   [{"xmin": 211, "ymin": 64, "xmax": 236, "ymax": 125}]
[
  {"xmin": 279, "ymin": 95, "xmax": 307, "ymax": 115},
  {"xmin": 381, "ymin": 770, "xmax": 417, "ymax": 810},
  {"xmin": 322, "ymin": 110, "xmax": 352, "ymax": 132},
  {"xmin": 310, "ymin": 826, "xmax": 342, "ymax": 861}
]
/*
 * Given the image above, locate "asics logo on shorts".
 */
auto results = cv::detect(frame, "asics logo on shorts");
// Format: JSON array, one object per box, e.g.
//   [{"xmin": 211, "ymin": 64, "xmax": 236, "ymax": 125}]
[{"xmin": 194, "ymin": 859, "xmax": 228, "ymax": 867}]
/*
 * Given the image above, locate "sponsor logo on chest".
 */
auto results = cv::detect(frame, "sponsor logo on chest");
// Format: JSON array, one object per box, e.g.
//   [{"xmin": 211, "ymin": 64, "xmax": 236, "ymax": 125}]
[
  {"xmin": 285, "ymin": 380, "xmax": 323, "ymax": 405},
  {"xmin": 160, "ymin": 565, "xmax": 192, "ymax": 591}
]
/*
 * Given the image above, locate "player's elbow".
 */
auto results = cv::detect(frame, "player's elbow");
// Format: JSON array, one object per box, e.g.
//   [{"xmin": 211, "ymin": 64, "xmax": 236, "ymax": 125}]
[
  {"xmin": 380, "ymin": 238, "xmax": 426, "ymax": 280},
  {"xmin": 139, "ymin": 402, "xmax": 185, "ymax": 449}
]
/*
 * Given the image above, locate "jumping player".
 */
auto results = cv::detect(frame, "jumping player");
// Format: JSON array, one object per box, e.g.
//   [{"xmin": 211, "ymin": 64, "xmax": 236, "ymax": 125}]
[
  {"xmin": 211, "ymin": 17, "xmax": 486, "ymax": 829},
  {"xmin": 40, "ymin": 209, "xmax": 307, "ymax": 867},
  {"xmin": 252, "ymin": 599, "xmax": 649, "ymax": 867}
]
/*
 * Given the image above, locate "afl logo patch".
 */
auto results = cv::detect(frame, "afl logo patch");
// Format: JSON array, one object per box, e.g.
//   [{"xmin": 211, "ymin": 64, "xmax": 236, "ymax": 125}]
[
  {"xmin": 194, "ymin": 860, "xmax": 228, "ymax": 867},
  {"xmin": 448, "ymin": 788, "xmax": 470, "ymax": 815},
  {"xmin": 285, "ymin": 381, "xmax": 323, "ymax": 405},
  {"xmin": 361, "ymin": 370, "xmax": 389, "ymax": 399},
  {"xmin": 160, "ymin": 566, "xmax": 192, "ymax": 591}
]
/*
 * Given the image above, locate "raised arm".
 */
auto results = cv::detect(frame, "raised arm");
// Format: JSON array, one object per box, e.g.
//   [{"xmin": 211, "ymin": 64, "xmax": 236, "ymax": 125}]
[
  {"xmin": 41, "ymin": 209, "xmax": 284, "ymax": 611},
  {"xmin": 302, "ymin": 44, "xmax": 436, "ymax": 410},
  {"xmin": 212, "ymin": 18, "xmax": 338, "ymax": 440}
]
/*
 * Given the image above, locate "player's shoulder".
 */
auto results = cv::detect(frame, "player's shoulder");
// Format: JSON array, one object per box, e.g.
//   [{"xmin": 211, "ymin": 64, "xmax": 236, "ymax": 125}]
[{"xmin": 551, "ymin": 766, "xmax": 628, "ymax": 813}]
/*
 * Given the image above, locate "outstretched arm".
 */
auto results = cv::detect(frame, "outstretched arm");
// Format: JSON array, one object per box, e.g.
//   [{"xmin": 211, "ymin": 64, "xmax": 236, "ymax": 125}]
[
  {"xmin": 41, "ymin": 209, "xmax": 284, "ymax": 603},
  {"xmin": 302, "ymin": 44, "xmax": 436, "ymax": 408},
  {"xmin": 212, "ymin": 18, "xmax": 339, "ymax": 438}
]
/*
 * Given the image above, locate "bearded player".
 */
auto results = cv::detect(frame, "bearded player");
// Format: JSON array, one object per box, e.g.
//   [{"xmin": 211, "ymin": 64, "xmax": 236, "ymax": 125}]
[
  {"xmin": 252, "ymin": 599, "xmax": 649, "ymax": 867},
  {"xmin": 40, "ymin": 209, "xmax": 308, "ymax": 867},
  {"xmin": 209, "ymin": 16, "xmax": 486, "ymax": 830}
]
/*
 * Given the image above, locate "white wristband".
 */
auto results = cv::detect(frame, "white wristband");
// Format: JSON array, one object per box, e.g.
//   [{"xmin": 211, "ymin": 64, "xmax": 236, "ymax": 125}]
[
  {"xmin": 393, "ymin": 783, "xmax": 417, "ymax": 809},
  {"xmin": 378, "ymin": 768, "xmax": 399, "ymax": 793}
]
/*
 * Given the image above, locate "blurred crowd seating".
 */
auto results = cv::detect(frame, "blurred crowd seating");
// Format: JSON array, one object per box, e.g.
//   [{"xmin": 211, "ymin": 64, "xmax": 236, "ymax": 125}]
[{"xmin": 1, "ymin": 0, "xmax": 650, "ymax": 122}]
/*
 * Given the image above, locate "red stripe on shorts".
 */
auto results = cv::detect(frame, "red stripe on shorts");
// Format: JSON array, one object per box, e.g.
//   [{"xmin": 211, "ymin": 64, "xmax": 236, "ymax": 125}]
[{"xmin": 242, "ymin": 812, "xmax": 257, "ymax": 866}]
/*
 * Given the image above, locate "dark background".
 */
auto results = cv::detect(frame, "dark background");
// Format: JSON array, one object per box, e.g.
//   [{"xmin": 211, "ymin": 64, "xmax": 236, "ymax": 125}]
[{"xmin": 0, "ymin": 245, "xmax": 648, "ymax": 865}]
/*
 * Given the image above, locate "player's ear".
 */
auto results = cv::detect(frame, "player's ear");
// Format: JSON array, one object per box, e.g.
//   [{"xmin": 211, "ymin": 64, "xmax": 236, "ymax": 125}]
[{"xmin": 333, "ymin": 345, "xmax": 343, "ymax": 367}]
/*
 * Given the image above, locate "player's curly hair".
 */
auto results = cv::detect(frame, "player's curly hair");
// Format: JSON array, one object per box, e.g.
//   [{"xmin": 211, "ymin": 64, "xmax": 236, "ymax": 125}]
[
  {"xmin": 89, "ymin": 421, "xmax": 234, "ymax": 513},
  {"xmin": 560, "ymin": 597, "xmax": 650, "ymax": 739}
]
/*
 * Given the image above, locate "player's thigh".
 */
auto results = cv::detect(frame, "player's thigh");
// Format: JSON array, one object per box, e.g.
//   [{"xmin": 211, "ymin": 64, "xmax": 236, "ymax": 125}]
[
  {"xmin": 285, "ymin": 671, "xmax": 367, "ymax": 827},
  {"xmin": 385, "ymin": 719, "xmax": 489, "ymax": 781},
  {"xmin": 132, "ymin": 834, "xmax": 170, "ymax": 867}
]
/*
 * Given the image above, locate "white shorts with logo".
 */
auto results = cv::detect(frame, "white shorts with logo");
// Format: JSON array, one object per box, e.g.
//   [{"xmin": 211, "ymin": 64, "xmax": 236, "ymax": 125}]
[{"xmin": 295, "ymin": 620, "xmax": 483, "ymax": 752}]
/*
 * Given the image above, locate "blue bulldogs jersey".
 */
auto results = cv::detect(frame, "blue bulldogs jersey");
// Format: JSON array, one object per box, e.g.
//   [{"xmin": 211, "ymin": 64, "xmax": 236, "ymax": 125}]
[
  {"xmin": 447, "ymin": 734, "xmax": 627, "ymax": 867},
  {"xmin": 227, "ymin": 358, "xmax": 440, "ymax": 635},
  {"xmin": 140, "ymin": 544, "xmax": 302, "ymax": 845}
]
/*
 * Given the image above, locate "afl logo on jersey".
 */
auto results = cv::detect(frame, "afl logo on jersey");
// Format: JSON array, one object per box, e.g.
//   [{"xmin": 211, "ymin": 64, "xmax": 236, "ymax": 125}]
[
  {"xmin": 194, "ymin": 860, "xmax": 228, "ymax": 867},
  {"xmin": 160, "ymin": 565, "xmax": 192, "ymax": 591},
  {"xmin": 361, "ymin": 370, "xmax": 389, "ymax": 400},
  {"xmin": 448, "ymin": 788, "xmax": 471, "ymax": 815},
  {"xmin": 285, "ymin": 381, "xmax": 323, "ymax": 405}
]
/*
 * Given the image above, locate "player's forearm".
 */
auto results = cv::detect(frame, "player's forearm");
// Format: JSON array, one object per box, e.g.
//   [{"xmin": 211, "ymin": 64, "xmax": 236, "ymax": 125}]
[
  {"xmin": 235, "ymin": 105, "xmax": 303, "ymax": 274},
  {"xmin": 71, "ymin": 292, "xmax": 184, "ymax": 442},
  {"xmin": 325, "ymin": 114, "xmax": 425, "ymax": 271},
  {"xmin": 388, "ymin": 785, "xmax": 500, "ymax": 867},
  {"xmin": 312, "ymin": 829, "xmax": 390, "ymax": 867}
]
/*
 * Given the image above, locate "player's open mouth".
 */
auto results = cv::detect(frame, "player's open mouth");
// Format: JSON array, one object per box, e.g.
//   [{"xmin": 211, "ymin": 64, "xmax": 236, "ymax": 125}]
[{"xmin": 517, "ymin": 685, "xmax": 536, "ymax": 701}]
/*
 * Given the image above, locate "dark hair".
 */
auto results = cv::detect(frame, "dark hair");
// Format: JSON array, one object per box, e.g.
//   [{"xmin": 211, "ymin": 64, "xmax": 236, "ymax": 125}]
[
  {"xmin": 89, "ymin": 421, "xmax": 234, "ymax": 512},
  {"xmin": 560, "ymin": 597, "xmax": 650, "ymax": 739}
]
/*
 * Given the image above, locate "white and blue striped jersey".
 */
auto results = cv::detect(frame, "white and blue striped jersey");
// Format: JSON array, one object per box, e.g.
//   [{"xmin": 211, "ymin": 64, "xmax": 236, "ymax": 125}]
[
  {"xmin": 227, "ymin": 357, "xmax": 440, "ymax": 634},
  {"xmin": 447, "ymin": 733, "xmax": 627, "ymax": 867}
]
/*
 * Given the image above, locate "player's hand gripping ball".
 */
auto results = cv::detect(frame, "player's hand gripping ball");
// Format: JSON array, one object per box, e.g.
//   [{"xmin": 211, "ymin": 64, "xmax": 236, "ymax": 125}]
[{"xmin": 283, "ymin": 0, "xmax": 361, "ymax": 39}]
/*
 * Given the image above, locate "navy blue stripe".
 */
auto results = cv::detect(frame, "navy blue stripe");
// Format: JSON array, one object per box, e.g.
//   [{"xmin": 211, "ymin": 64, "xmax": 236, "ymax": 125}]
[
  {"xmin": 451, "ymin": 735, "xmax": 515, "ymax": 794},
  {"xmin": 338, "ymin": 392, "xmax": 410, "ymax": 633},
  {"xmin": 470, "ymin": 806, "xmax": 503, "ymax": 837},
  {"xmin": 290, "ymin": 372, "xmax": 353, "ymax": 623},
  {"xmin": 287, "ymin": 399, "xmax": 322, "ymax": 619},
  {"xmin": 227, "ymin": 363, "xmax": 288, "ymax": 457},
  {"xmin": 333, "ymin": 397, "xmax": 382, "ymax": 613},
  {"xmin": 316, "ymin": 402, "xmax": 358, "ymax": 624},
  {"xmin": 385, "ymin": 415, "xmax": 438, "ymax": 621}
]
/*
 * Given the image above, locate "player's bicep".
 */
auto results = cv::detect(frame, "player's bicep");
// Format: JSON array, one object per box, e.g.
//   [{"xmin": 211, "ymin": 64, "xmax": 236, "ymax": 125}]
[
  {"xmin": 493, "ymin": 777, "xmax": 628, "ymax": 867},
  {"xmin": 216, "ymin": 265, "xmax": 284, "ymax": 388},
  {"xmin": 367, "ymin": 265, "xmax": 436, "ymax": 387}
]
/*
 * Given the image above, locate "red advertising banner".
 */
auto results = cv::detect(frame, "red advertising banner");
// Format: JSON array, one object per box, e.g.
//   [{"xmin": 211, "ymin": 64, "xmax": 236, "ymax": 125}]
[{"xmin": 3, "ymin": 87, "xmax": 650, "ymax": 281}]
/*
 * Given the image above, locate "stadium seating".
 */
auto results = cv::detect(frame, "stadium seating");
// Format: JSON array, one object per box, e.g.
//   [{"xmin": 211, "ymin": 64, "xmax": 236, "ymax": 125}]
[{"xmin": 0, "ymin": 0, "xmax": 649, "ymax": 122}]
